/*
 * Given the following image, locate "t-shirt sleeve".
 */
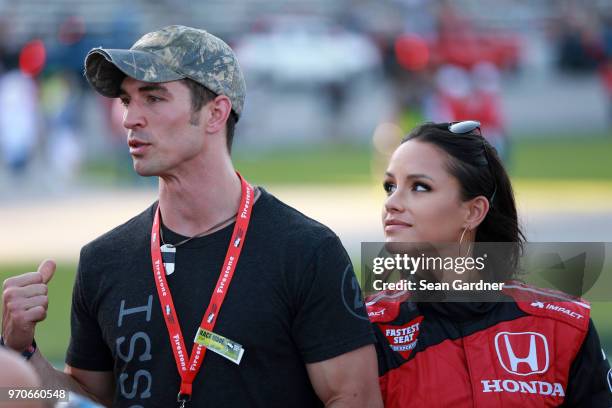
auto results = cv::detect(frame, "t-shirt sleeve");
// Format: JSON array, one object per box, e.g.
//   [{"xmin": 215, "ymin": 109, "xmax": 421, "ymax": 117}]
[
  {"xmin": 65, "ymin": 246, "xmax": 114, "ymax": 371},
  {"xmin": 562, "ymin": 319, "xmax": 612, "ymax": 407},
  {"xmin": 291, "ymin": 235, "xmax": 375, "ymax": 364}
]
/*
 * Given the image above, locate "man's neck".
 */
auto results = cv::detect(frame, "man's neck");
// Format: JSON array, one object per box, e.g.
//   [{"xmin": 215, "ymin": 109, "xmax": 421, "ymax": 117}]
[{"xmin": 158, "ymin": 158, "xmax": 242, "ymax": 237}]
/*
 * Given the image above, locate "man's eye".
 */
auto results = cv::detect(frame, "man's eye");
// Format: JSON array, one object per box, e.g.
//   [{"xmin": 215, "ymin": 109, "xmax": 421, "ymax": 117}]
[
  {"xmin": 146, "ymin": 95, "xmax": 162, "ymax": 103},
  {"xmin": 383, "ymin": 182, "xmax": 396, "ymax": 195},
  {"xmin": 413, "ymin": 182, "xmax": 430, "ymax": 192}
]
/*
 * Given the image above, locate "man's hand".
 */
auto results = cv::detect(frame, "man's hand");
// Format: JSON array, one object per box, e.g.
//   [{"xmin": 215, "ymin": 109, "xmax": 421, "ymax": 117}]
[
  {"xmin": 2, "ymin": 260, "xmax": 56, "ymax": 352},
  {"xmin": 2, "ymin": 260, "xmax": 115, "ymax": 405}
]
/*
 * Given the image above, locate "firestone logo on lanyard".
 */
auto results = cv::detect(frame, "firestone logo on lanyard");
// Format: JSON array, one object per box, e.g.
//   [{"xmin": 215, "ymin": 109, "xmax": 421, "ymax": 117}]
[{"xmin": 150, "ymin": 173, "xmax": 254, "ymax": 407}]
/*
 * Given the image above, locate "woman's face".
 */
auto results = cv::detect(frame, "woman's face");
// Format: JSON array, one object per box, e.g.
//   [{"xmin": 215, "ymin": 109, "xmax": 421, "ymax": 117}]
[{"xmin": 382, "ymin": 140, "xmax": 472, "ymax": 243}]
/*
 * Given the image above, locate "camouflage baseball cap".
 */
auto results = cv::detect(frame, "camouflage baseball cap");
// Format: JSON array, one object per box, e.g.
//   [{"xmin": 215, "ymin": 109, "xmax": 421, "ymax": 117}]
[{"xmin": 84, "ymin": 25, "xmax": 246, "ymax": 118}]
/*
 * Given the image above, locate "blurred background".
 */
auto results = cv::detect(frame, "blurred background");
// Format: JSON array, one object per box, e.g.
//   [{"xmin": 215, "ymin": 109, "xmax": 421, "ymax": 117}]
[{"xmin": 0, "ymin": 0, "xmax": 611, "ymax": 366}]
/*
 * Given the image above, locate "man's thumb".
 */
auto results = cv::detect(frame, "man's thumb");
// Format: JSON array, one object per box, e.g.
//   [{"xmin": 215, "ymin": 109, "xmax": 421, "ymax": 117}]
[{"xmin": 38, "ymin": 259, "xmax": 56, "ymax": 284}]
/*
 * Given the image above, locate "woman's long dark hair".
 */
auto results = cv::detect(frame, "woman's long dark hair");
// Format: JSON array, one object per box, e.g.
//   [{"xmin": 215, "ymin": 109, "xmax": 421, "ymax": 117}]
[{"xmin": 401, "ymin": 122, "xmax": 525, "ymax": 279}]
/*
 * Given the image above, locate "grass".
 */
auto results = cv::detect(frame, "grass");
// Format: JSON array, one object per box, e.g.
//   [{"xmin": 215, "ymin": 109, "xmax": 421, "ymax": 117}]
[
  {"xmin": 82, "ymin": 133, "xmax": 612, "ymax": 186},
  {"xmin": 233, "ymin": 134, "xmax": 612, "ymax": 184},
  {"xmin": 509, "ymin": 134, "xmax": 612, "ymax": 180},
  {"xmin": 234, "ymin": 143, "xmax": 373, "ymax": 185}
]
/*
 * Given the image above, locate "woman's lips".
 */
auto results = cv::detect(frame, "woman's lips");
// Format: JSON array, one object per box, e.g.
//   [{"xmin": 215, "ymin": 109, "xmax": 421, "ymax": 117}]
[{"xmin": 384, "ymin": 219, "xmax": 412, "ymax": 233}]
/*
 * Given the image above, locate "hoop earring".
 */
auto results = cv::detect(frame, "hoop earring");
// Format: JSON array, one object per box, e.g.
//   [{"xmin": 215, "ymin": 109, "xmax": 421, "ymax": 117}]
[
  {"xmin": 458, "ymin": 226, "xmax": 472, "ymax": 264},
  {"xmin": 459, "ymin": 226, "xmax": 468, "ymax": 246}
]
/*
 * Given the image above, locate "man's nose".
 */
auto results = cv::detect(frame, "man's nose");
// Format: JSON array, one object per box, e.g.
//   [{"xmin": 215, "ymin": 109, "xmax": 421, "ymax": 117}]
[{"xmin": 123, "ymin": 104, "xmax": 146, "ymax": 131}]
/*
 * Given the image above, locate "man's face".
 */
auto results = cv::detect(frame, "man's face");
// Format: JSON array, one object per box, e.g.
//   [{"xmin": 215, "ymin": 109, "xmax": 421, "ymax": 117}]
[{"xmin": 119, "ymin": 77, "xmax": 207, "ymax": 177}]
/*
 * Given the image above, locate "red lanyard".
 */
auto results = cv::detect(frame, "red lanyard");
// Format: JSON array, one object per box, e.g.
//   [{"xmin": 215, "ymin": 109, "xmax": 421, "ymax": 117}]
[{"xmin": 150, "ymin": 173, "xmax": 254, "ymax": 405}]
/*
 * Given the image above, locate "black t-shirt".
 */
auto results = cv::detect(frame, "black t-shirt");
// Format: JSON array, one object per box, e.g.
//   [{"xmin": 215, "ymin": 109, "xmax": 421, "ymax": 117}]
[{"xmin": 65, "ymin": 188, "xmax": 374, "ymax": 407}]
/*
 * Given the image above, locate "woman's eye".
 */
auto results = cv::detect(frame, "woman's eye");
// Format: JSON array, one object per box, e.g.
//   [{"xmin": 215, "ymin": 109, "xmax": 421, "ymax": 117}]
[
  {"xmin": 413, "ymin": 182, "xmax": 430, "ymax": 192},
  {"xmin": 383, "ymin": 182, "xmax": 396, "ymax": 195}
]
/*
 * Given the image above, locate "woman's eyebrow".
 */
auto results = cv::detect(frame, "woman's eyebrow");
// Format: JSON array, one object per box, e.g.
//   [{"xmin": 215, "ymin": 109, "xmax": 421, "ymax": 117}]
[
  {"xmin": 385, "ymin": 171, "xmax": 433, "ymax": 181},
  {"xmin": 405, "ymin": 174, "xmax": 433, "ymax": 181}
]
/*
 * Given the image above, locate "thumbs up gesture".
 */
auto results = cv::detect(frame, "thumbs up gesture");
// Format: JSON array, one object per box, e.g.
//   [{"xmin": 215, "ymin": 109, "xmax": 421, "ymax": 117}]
[{"xmin": 2, "ymin": 260, "xmax": 56, "ymax": 352}]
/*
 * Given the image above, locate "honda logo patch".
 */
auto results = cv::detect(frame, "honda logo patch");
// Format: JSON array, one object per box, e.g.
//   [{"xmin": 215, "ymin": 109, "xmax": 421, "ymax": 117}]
[{"xmin": 494, "ymin": 332, "xmax": 549, "ymax": 376}]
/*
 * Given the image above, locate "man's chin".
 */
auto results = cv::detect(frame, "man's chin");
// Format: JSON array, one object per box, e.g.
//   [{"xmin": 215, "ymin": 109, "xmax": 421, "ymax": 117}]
[{"xmin": 132, "ymin": 163, "xmax": 157, "ymax": 178}]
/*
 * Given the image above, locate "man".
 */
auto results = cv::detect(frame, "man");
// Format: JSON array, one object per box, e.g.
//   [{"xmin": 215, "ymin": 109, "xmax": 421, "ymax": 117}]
[{"xmin": 1, "ymin": 26, "xmax": 382, "ymax": 407}]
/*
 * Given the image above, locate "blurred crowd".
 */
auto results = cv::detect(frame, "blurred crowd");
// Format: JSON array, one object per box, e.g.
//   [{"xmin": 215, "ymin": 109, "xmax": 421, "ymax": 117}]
[
  {"xmin": 0, "ymin": 12, "xmax": 136, "ymax": 188},
  {"xmin": 0, "ymin": 0, "xmax": 611, "ymax": 188}
]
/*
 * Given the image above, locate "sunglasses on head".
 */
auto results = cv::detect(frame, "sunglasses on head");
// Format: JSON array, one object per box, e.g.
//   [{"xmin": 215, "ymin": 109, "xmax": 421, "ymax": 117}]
[
  {"xmin": 448, "ymin": 120, "xmax": 481, "ymax": 135},
  {"xmin": 447, "ymin": 120, "xmax": 497, "ymax": 203}
]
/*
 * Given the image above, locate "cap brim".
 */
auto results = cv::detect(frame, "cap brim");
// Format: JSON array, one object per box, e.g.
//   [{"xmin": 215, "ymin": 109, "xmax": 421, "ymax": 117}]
[{"xmin": 84, "ymin": 48, "xmax": 185, "ymax": 97}]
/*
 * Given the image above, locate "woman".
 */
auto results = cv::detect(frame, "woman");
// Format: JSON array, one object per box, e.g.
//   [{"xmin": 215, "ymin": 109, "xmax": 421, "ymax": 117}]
[{"xmin": 367, "ymin": 121, "xmax": 611, "ymax": 407}]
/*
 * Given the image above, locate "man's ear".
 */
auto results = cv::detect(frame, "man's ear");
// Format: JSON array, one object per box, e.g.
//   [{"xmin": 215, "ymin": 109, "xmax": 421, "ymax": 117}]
[
  {"xmin": 463, "ymin": 195, "xmax": 490, "ymax": 229},
  {"xmin": 205, "ymin": 95, "xmax": 232, "ymax": 134}
]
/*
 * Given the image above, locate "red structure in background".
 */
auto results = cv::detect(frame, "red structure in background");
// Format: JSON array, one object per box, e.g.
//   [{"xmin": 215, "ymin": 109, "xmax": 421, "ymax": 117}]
[
  {"xmin": 19, "ymin": 39, "xmax": 46, "ymax": 77},
  {"xmin": 393, "ymin": 4, "xmax": 522, "ymax": 73}
]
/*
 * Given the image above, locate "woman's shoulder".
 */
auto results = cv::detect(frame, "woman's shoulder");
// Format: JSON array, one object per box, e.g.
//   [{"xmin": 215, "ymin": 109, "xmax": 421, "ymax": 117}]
[{"xmin": 501, "ymin": 280, "xmax": 591, "ymax": 331}]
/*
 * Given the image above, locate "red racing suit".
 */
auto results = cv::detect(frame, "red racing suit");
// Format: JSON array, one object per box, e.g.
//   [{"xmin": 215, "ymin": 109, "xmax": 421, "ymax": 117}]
[{"xmin": 367, "ymin": 281, "xmax": 612, "ymax": 407}]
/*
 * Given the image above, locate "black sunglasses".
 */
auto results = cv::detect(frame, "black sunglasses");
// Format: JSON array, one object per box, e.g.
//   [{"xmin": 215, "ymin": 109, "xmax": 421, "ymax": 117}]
[{"xmin": 447, "ymin": 120, "xmax": 497, "ymax": 203}]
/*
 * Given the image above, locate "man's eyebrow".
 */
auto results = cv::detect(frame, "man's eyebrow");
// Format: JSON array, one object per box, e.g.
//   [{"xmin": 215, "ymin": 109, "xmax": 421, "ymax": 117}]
[
  {"xmin": 118, "ymin": 84, "xmax": 171, "ymax": 96},
  {"xmin": 138, "ymin": 84, "xmax": 170, "ymax": 94}
]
